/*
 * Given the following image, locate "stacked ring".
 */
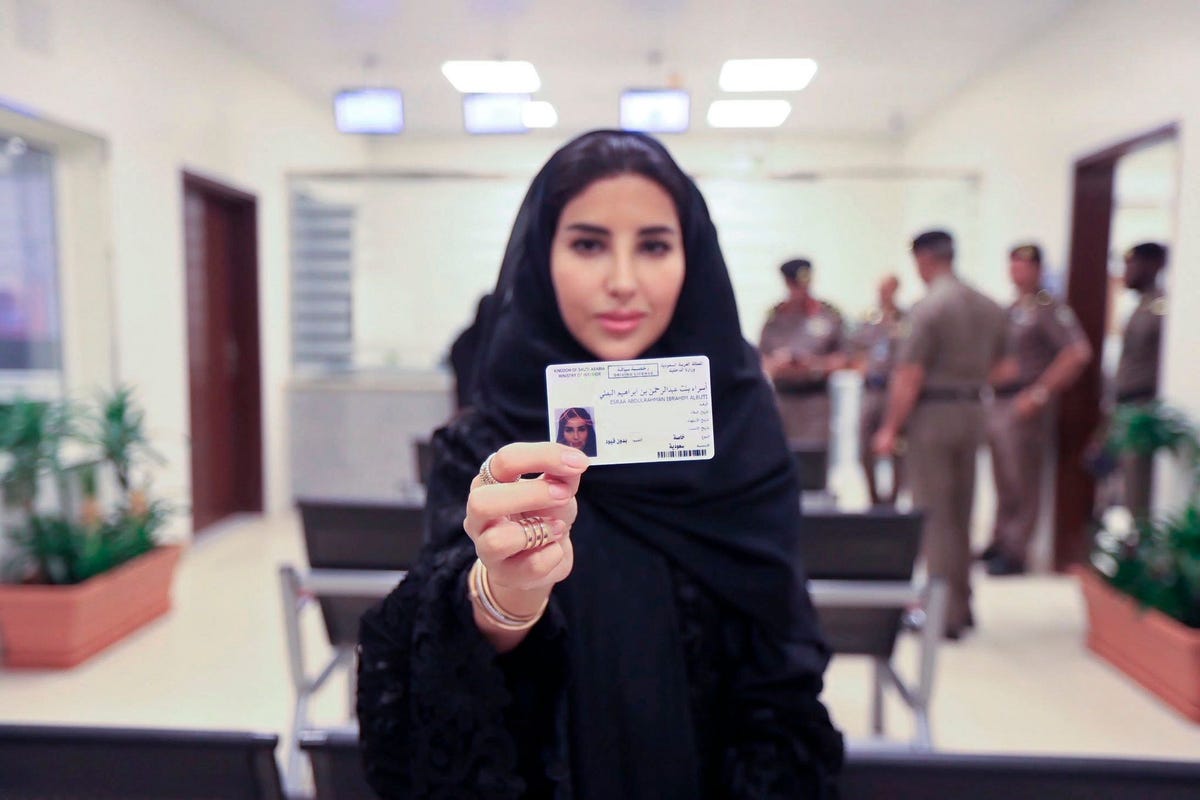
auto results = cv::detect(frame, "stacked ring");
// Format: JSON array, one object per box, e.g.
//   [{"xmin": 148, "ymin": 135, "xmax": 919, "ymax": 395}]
[
  {"xmin": 478, "ymin": 453, "xmax": 500, "ymax": 486},
  {"xmin": 518, "ymin": 516, "xmax": 551, "ymax": 550}
]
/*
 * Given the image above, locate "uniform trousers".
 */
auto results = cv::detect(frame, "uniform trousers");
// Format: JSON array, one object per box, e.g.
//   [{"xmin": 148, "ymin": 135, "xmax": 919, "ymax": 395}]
[
  {"xmin": 906, "ymin": 400, "xmax": 985, "ymax": 633},
  {"xmin": 1120, "ymin": 451, "xmax": 1154, "ymax": 520},
  {"xmin": 986, "ymin": 398, "xmax": 1053, "ymax": 563},
  {"xmin": 860, "ymin": 389, "xmax": 902, "ymax": 505},
  {"xmin": 1117, "ymin": 400, "xmax": 1155, "ymax": 519},
  {"xmin": 776, "ymin": 391, "xmax": 831, "ymax": 445}
]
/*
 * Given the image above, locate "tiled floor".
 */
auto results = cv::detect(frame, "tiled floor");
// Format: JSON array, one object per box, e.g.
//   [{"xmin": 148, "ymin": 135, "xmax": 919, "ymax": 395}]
[{"xmin": 2, "ymin": 513, "xmax": 1198, "ymax": 773}]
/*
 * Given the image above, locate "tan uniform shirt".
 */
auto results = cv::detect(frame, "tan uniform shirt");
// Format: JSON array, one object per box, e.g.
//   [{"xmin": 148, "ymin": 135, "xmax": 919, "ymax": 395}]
[
  {"xmin": 1005, "ymin": 290, "xmax": 1087, "ymax": 387},
  {"xmin": 851, "ymin": 308, "xmax": 905, "ymax": 388},
  {"xmin": 898, "ymin": 274, "xmax": 1008, "ymax": 390},
  {"xmin": 759, "ymin": 300, "xmax": 844, "ymax": 388},
  {"xmin": 1115, "ymin": 290, "xmax": 1166, "ymax": 401},
  {"xmin": 760, "ymin": 299, "xmax": 844, "ymax": 444}
]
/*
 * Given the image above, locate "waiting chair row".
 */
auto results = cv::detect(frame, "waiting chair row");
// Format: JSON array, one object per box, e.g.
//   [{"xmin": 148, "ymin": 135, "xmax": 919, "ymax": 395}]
[
  {"xmin": 284, "ymin": 501, "xmax": 944, "ymax": 791},
  {"xmin": 3, "ymin": 722, "xmax": 1199, "ymax": 800}
]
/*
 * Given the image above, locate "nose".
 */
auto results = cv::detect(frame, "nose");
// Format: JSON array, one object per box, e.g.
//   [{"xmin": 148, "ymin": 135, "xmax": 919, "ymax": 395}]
[{"xmin": 604, "ymin": 249, "xmax": 637, "ymax": 300}]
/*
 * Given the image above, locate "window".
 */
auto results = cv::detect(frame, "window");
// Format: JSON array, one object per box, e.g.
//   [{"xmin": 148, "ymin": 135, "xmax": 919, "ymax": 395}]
[
  {"xmin": 0, "ymin": 135, "xmax": 62, "ymax": 391},
  {"xmin": 290, "ymin": 190, "xmax": 355, "ymax": 371}
]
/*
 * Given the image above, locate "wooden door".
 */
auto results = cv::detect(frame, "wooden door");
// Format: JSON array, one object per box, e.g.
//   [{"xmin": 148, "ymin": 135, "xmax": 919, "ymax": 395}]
[
  {"xmin": 1054, "ymin": 161, "xmax": 1114, "ymax": 569},
  {"xmin": 1053, "ymin": 124, "xmax": 1177, "ymax": 569},
  {"xmin": 183, "ymin": 173, "xmax": 263, "ymax": 533}
]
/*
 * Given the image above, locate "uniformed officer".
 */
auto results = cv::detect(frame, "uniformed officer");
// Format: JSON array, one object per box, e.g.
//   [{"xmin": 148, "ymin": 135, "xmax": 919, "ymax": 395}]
[
  {"xmin": 982, "ymin": 244, "xmax": 1092, "ymax": 575},
  {"xmin": 760, "ymin": 258, "xmax": 847, "ymax": 445},
  {"xmin": 851, "ymin": 274, "xmax": 905, "ymax": 505},
  {"xmin": 1114, "ymin": 242, "xmax": 1168, "ymax": 519},
  {"xmin": 873, "ymin": 230, "xmax": 1010, "ymax": 639}
]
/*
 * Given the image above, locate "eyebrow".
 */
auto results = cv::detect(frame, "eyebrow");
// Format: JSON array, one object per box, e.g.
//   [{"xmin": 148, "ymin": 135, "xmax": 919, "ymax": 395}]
[{"xmin": 565, "ymin": 223, "xmax": 679, "ymax": 237}]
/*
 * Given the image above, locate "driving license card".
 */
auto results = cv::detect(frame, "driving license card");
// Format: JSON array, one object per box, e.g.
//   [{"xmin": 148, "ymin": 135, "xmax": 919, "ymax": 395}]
[{"xmin": 545, "ymin": 356, "xmax": 714, "ymax": 466}]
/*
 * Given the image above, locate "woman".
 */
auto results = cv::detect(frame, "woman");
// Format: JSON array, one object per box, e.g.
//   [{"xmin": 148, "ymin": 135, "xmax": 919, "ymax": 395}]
[
  {"xmin": 555, "ymin": 407, "xmax": 597, "ymax": 457},
  {"xmin": 358, "ymin": 131, "xmax": 843, "ymax": 799}
]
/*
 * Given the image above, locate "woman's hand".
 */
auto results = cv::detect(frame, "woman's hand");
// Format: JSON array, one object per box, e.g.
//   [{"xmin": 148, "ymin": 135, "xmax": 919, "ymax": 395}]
[{"xmin": 463, "ymin": 442, "xmax": 589, "ymax": 649}]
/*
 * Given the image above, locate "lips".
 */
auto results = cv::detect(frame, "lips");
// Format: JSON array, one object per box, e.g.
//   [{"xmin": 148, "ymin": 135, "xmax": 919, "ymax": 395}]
[{"xmin": 597, "ymin": 310, "xmax": 647, "ymax": 335}]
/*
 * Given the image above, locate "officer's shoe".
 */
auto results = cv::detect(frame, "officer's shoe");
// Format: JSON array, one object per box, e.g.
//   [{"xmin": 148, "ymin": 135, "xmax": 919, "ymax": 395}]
[
  {"xmin": 976, "ymin": 541, "xmax": 1001, "ymax": 562},
  {"xmin": 985, "ymin": 553, "xmax": 1026, "ymax": 577},
  {"xmin": 943, "ymin": 626, "xmax": 967, "ymax": 641}
]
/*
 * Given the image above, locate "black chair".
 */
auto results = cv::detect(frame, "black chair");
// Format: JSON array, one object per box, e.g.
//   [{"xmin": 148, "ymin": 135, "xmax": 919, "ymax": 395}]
[
  {"xmin": 297, "ymin": 500, "xmax": 425, "ymax": 644},
  {"xmin": 281, "ymin": 500, "xmax": 423, "ymax": 794},
  {"xmin": 790, "ymin": 443, "xmax": 829, "ymax": 493},
  {"xmin": 800, "ymin": 510, "xmax": 945, "ymax": 750},
  {"xmin": 0, "ymin": 724, "xmax": 283, "ymax": 799},
  {"xmin": 414, "ymin": 438, "xmax": 434, "ymax": 487},
  {"xmin": 300, "ymin": 728, "xmax": 375, "ymax": 800},
  {"xmin": 299, "ymin": 729, "xmax": 1200, "ymax": 800},
  {"xmin": 841, "ymin": 750, "xmax": 1200, "ymax": 799}
]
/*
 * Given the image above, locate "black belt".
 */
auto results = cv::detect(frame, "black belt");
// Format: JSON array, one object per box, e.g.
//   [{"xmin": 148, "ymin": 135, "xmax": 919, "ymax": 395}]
[
  {"xmin": 920, "ymin": 387, "xmax": 982, "ymax": 403},
  {"xmin": 993, "ymin": 382, "xmax": 1030, "ymax": 399},
  {"xmin": 775, "ymin": 379, "xmax": 829, "ymax": 397},
  {"xmin": 1116, "ymin": 389, "xmax": 1156, "ymax": 405},
  {"xmin": 864, "ymin": 374, "xmax": 889, "ymax": 392}
]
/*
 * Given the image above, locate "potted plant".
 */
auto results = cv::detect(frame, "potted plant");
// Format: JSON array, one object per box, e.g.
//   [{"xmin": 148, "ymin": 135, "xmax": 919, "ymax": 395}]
[
  {"xmin": 0, "ymin": 387, "xmax": 181, "ymax": 668},
  {"xmin": 1078, "ymin": 402, "xmax": 1200, "ymax": 722}
]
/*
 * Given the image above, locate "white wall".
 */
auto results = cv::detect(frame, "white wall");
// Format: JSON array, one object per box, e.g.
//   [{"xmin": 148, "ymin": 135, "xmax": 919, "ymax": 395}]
[
  {"xmin": 0, "ymin": 0, "xmax": 367, "ymax": 530},
  {"xmin": 902, "ymin": 0, "xmax": 1200, "ymax": 512},
  {"xmin": 17, "ymin": 0, "xmax": 1197, "ymax": 530},
  {"xmin": 323, "ymin": 134, "xmax": 974, "ymax": 367}
]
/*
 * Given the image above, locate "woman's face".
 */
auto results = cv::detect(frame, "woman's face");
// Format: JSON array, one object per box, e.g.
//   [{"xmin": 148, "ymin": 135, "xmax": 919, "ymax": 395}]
[
  {"xmin": 562, "ymin": 414, "xmax": 590, "ymax": 450},
  {"xmin": 550, "ymin": 174, "xmax": 685, "ymax": 362}
]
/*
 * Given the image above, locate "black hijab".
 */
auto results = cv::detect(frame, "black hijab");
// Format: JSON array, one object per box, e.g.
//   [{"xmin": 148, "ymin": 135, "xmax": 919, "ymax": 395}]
[{"xmin": 468, "ymin": 131, "xmax": 827, "ymax": 798}]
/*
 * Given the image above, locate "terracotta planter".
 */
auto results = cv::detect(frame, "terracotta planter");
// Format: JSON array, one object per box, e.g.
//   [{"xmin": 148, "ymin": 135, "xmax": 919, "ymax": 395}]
[
  {"xmin": 1076, "ymin": 566, "xmax": 1200, "ymax": 723},
  {"xmin": 0, "ymin": 545, "xmax": 183, "ymax": 669}
]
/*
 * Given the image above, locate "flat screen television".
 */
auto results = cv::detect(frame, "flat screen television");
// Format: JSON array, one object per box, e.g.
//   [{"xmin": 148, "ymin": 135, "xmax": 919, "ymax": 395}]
[
  {"xmin": 620, "ymin": 89, "xmax": 690, "ymax": 134},
  {"xmin": 334, "ymin": 88, "xmax": 404, "ymax": 134}
]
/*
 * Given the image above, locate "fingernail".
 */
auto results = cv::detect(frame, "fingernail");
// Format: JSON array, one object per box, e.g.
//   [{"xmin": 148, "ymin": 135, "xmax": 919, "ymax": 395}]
[
  {"xmin": 551, "ymin": 519, "xmax": 568, "ymax": 538},
  {"xmin": 561, "ymin": 449, "xmax": 589, "ymax": 468},
  {"xmin": 547, "ymin": 481, "xmax": 572, "ymax": 499}
]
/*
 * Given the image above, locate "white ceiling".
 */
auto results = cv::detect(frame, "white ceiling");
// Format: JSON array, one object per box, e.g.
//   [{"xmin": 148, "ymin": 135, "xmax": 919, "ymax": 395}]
[{"xmin": 169, "ymin": 0, "xmax": 1081, "ymax": 137}]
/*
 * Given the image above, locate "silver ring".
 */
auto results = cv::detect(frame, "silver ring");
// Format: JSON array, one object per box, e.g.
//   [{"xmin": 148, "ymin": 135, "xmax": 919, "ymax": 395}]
[{"xmin": 479, "ymin": 453, "xmax": 500, "ymax": 486}]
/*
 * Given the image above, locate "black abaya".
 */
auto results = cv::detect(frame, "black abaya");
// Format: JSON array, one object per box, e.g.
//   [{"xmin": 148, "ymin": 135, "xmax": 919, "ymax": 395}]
[{"xmin": 357, "ymin": 131, "xmax": 843, "ymax": 799}]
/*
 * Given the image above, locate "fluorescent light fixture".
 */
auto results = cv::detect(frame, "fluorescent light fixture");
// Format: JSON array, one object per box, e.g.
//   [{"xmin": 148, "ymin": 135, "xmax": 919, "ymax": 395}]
[
  {"xmin": 463, "ymin": 94, "xmax": 529, "ymax": 134},
  {"xmin": 334, "ymin": 88, "xmax": 404, "ymax": 134},
  {"xmin": 442, "ymin": 60, "xmax": 540, "ymax": 94},
  {"xmin": 620, "ymin": 89, "xmax": 690, "ymax": 133},
  {"xmin": 522, "ymin": 100, "xmax": 558, "ymax": 129},
  {"xmin": 718, "ymin": 58, "xmax": 817, "ymax": 92},
  {"xmin": 706, "ymin": 99, "xmax": 792, "ymax": 128}
]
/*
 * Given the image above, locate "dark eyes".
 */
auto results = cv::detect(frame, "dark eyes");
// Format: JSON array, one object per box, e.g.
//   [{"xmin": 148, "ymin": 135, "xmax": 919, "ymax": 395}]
[
  {"xmin": 570, "ymin": 238, "xmax": 605, "ymax": 254},
  {"xmin": 568, "ymin": 238, "xmax": 674, "ymax": 256}
]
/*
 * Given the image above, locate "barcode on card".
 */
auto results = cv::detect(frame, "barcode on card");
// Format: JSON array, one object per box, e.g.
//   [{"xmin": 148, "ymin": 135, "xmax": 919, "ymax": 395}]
[{"xmin": 656, "ymin": 449, "xmax": 709, "ymax": 459}]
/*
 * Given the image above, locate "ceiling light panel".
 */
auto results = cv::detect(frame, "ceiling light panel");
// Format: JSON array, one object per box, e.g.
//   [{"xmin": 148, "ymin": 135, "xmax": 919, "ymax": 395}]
[
  {"xmin": 442, "ymin": 60, "xmax": 541, "ymax": 94},
  {"xmin": 718, "ymin": 58, "xmax": 818, "ymax": 92},
  {"xmin": 706, "ymin": 99, "xmax": 792, "ymax": 128},
  {"xmin": 522, "ymin": 101, "xmax": 558, "ymax": 129}
]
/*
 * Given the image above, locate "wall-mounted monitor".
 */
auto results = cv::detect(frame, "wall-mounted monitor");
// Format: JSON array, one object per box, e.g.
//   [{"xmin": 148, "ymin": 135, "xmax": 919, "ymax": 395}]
[
  {"xmin": 334, "ymin": 88, "xmax": 404, "ymax": 134},
  {"xmin": 620, "ymin": 89, "xmax": 690, "ymax": 134},
  {"xmin": 463, "ymin": 93, "xmax": 530, "ymax": 135}
]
